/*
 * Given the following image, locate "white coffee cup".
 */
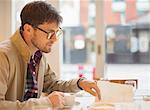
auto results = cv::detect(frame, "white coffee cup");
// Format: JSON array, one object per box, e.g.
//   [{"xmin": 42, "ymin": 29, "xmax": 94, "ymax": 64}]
[{"xmin": 64, "ymin": 93, "xmax": 75, "ymax": 107}]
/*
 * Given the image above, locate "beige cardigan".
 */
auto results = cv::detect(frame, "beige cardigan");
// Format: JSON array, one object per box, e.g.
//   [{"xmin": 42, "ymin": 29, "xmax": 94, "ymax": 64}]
[{"xmin": 0, "ymin": 30, "xmax": 80, "ymax": 110}]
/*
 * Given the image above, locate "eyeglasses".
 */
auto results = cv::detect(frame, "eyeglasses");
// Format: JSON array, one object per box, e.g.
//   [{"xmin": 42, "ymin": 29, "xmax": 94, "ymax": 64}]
[{"xmin": 33, "ymin": 26, "xmax": 63, "ymax": 40}]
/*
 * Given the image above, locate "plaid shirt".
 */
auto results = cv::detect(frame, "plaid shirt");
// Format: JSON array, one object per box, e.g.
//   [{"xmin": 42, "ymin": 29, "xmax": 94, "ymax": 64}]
[{"xmin": 23, "ymin": 50, "xmax": 42, "ymax": 101}]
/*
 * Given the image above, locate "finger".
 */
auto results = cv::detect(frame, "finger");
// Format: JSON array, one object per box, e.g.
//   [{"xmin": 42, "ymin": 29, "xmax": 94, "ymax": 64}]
[
  {"xmin": 92, "ymin": 85, "xmax": 101, "ymax": 96},
  {"xmin": 60, "ymin": 102, "xmax": 64, "ymax": 109},
  {"xmin": 57, "ymin": 91, "xmax": 64, "ymax": 97},
  {"xmin": 62, "ymin": 99, "xmax": 65, "ymax": 106},
  {"xmin": 61, "ymin": 95, "xmax": 65, "ymax": 104},
  {"xmin": 91, "ymin": 82, "xmax": 101, "ymax": 98},
  {"xmin": 97, "ymin": 93, "xmax": 101, "ymax": 100},
  {"xmin": 61, "ymin": 97, "xmax": 65, "ymax": 108},
  {"xmin": 86, "ymin": 88, "xmax": 97, "ymax": 96},
  {"xmin": 95, "ymin": 88, "xmax": 101, "ymax": 100},
  {"xmin": 59, "ymin": 94, "xmax": 65, "ymax": 108},
  {"xmin": 57, "ymin": 99, "xmax": 64, "ymax": 109}
]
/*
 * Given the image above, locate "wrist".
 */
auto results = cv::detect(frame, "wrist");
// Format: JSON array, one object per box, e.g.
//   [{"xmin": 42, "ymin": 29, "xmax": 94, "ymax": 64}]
[{"xmin": 77, "ymin": 77, "xmax": 86, "ymax": 90}]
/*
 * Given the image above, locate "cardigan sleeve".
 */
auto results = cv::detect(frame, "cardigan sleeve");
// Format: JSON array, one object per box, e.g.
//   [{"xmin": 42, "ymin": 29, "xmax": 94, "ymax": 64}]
[{"xmin": 43, "ymin": 63, "xmax": 81, "ymax": 94}]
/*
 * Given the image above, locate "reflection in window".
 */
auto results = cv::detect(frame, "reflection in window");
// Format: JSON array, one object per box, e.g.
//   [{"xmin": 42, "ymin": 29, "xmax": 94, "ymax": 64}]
[{"xmin": 105, "ymin": 0, "xmax": 150, "ymax": 64}]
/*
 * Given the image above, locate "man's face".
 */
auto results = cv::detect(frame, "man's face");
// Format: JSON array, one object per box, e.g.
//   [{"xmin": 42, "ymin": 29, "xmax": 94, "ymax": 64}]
[{"xmin": 31, "ymin": 22, "xmax": 61, "ymax": 53}]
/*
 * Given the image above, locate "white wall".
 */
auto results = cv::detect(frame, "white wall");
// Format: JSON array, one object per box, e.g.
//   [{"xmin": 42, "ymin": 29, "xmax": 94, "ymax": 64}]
[{"xmin": 0, "ymin": 0, "xmax": 11, "ymax": 40}]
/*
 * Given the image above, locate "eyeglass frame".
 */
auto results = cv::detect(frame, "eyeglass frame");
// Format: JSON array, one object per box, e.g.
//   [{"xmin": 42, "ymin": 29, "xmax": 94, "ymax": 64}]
[{"xmin": 32, "ymin": 26, "xmax": 63, "ymax": 40}]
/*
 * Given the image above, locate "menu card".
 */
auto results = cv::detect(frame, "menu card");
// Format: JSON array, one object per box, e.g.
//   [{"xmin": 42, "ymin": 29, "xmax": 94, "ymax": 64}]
[{"xmin": 97, "ymin": 81, "xmax": 134, "ymax": 103}]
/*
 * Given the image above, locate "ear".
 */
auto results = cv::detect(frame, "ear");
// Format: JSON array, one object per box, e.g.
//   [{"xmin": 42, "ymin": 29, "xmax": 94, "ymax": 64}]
[{"xmin": 23, "ymin": 24, "xmax": 34, "ymax": 35}]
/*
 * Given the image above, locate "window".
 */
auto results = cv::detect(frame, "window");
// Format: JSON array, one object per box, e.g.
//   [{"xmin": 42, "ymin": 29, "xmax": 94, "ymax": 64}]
[
  {"xmin": 105, "ymin": 0, "xmax": 150, "ymax": 65},
  {"xmin": 59, "ymin": 0, "xmax": 96, "ymax": 80},
  {"xmin": 104, "ymin": 0, "xmax": 150, "ymax": 90}
]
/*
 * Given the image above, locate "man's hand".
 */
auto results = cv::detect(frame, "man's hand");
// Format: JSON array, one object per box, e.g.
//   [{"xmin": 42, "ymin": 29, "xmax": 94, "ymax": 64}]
[
  {"xmin": 78, "ymin": 80, "xmax": 101, "ymax": 100},
  {"xmin": 48, "ymin": 91, "xmax": 65, "ymax": 109}
]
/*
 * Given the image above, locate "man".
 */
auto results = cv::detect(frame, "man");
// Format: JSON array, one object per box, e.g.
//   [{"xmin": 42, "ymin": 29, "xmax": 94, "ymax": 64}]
[{"xmin": 0, "ymin": 1, "xmax": 100, "ymax": 110}]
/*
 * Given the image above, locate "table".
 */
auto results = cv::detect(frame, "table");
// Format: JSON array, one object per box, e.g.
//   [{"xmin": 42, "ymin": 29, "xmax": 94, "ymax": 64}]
[
  {"xmin": 37, "ymin": 91, "xmax": 150, "ymax": 110},
  {"xmin": 63, "ymin": 94, "xmax": 150, "ymax": 110}
]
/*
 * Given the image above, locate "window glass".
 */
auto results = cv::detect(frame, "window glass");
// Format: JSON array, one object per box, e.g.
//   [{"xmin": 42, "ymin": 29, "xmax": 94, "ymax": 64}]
[
  {"xmin": 105, "ymin": 0, "xmax": 150, "ymax": 64},
  {"xmin": 59, "ymin": 0, "xmax": 96, "ymax": 80}
]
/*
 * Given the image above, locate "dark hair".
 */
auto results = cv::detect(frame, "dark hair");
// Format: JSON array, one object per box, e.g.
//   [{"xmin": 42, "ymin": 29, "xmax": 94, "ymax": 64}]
[{"xmin": 20, "ymin": 1, "xmax": 62, "ymax": 28}]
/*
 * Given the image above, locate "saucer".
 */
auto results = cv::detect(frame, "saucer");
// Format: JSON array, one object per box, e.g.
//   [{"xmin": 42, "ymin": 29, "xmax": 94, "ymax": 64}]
[
  {"xmin": 88, "ymin": 103, "xmax": 115, "ymax": 110},
  {"xmin": 63, "ymin": 105, "xmax": 72, "ymax": 109}
]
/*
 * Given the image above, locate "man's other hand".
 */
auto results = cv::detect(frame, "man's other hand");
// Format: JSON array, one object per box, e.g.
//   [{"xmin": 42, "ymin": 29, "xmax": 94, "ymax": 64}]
[{"xmin": 48, "ymin": 91, "xmax": 65, "ymax": 109}]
